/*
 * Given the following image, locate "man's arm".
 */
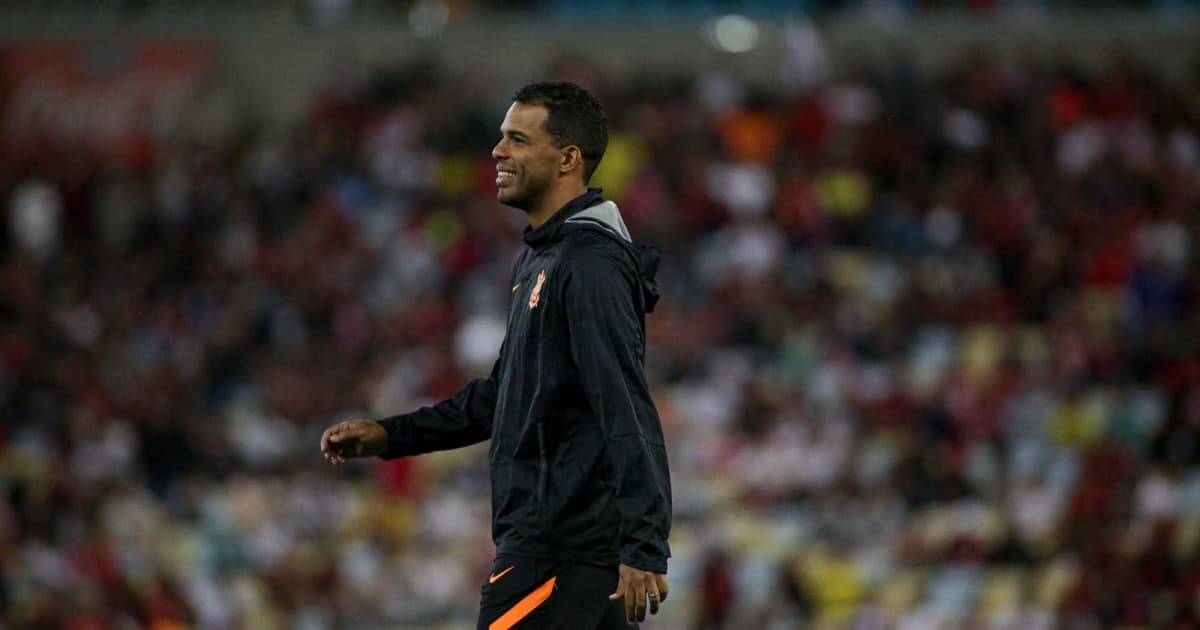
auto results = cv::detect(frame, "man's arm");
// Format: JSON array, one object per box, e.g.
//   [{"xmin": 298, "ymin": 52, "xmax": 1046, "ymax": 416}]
[
  {"xmin": 323, "ymin": 251, "xmax": 526, "ymax": 465},
  {"xmin": 320, "ymin": 356, "xmax": 500, "ymax": 464},
  {"xmin": 373, "ymin": 363, "xmax": 499, "ymax": 459},
  {"xmin": 563, "ymin": 246, "xmax": 672, "ymax": 572}
]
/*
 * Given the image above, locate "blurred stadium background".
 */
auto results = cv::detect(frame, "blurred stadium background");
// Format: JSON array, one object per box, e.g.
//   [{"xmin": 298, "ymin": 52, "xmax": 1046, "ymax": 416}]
[{"xmin": 3, "ymin": 1, "xmax": 1200, "ymax": 629}]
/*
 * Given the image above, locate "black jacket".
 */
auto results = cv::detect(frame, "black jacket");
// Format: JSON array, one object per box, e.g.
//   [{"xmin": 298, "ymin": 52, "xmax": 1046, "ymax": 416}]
[{"xmin": 376, "ymin": 189, "xmax": 672, "ymax": 573}]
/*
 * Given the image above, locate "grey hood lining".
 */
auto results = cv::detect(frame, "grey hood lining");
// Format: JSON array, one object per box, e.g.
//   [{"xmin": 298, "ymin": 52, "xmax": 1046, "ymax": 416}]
[{"xmin": 566, "ymin": 201, "xmax": 632, "ymax": 243}]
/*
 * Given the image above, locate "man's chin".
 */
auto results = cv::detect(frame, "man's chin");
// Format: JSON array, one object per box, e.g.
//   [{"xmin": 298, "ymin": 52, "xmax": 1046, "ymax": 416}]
[{"xmin": 496, "ymin": 189, "xmax": 528, "ymax": 211}]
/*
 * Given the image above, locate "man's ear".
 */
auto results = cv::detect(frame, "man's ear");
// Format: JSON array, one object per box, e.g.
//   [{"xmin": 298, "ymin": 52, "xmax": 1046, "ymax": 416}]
[{"xmin": 560, "ymin": 146, "xmax": 583, "ymax": 176}]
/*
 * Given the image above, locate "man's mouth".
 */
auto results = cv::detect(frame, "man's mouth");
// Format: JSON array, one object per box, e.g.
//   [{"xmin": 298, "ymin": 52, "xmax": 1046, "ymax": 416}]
[{"xmin": 496, "ymin": 168, "xmax": 516, "ymax": 187}]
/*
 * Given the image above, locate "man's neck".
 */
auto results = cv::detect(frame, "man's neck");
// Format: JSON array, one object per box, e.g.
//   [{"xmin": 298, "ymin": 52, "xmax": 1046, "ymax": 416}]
[{"xmin": 528, "ymin": 184, "xmax": 589, "ymax": 229}]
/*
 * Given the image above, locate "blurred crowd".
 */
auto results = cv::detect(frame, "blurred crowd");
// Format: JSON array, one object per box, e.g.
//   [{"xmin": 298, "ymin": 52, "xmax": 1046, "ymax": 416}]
[
  {"xmin": 3, "ymin": 41, "xmax": 1200, "ymax": 630},
  {"xmin": 34, "ymin": 0, "xmax": 1200, "ymax": 16}
]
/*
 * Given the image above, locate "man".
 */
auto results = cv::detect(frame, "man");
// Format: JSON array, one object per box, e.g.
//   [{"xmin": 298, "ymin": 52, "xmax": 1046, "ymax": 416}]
[{"xmin": 319, "ymin": 82, "xmax": 672, "ymax": 629}]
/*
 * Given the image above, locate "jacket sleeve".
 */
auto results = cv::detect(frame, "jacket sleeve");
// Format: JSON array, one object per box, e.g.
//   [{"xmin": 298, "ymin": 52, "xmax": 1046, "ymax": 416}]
[
  {"xmin": 374, "ymin": 356, "xmax": 499, "ymax": 459},
  {"xmin": 563, "ymin": 246, "xmax": 672, "ymax": 573}
]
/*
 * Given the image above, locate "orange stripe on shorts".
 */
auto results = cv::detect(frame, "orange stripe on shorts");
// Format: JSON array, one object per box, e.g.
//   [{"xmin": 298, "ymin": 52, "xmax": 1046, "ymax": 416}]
[{"xmin": 489, "ymin": 576, "xmax": 557, "ymax": 630}]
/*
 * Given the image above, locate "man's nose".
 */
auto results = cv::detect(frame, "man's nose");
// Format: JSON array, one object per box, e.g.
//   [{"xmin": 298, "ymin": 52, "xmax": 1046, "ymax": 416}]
[{"xmin": 492, "ymin": 140, "xmax": 507, "ymax": 160}]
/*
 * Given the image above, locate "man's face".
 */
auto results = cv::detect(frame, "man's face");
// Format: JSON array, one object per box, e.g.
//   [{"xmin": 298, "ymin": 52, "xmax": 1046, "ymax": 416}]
[{"xmin": 492, "ymin": 102, "xmax": 563, "ymax": 211}]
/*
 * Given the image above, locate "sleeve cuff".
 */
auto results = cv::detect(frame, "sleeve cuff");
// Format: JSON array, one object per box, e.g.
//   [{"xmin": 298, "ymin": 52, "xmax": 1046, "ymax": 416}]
[
  {"xmin": 374, "ymin": 419, "xmax": 406, "ymax": 460},
  {"xmin": 620, "ymin": 544, "xmax": 670, "ymax": 574}
]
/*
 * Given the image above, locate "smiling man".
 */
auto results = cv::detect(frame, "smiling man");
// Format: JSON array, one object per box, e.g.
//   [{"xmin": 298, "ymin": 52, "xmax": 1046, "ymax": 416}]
[{"xmin": 320, "ymin": 82, "xmax": 672, "ymax": 629}]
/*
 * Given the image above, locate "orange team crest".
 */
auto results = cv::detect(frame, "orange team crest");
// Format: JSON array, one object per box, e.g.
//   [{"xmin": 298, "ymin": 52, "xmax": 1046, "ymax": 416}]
[{"xmin": 528, "ymin": 270, "xmax": 546, "ymax": 309}]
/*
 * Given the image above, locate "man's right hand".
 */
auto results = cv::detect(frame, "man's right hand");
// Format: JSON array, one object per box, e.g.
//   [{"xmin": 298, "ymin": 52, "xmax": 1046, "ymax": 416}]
[{"xmin": 320, "ymin": 420, "xmax": 388, "ymax": 465}]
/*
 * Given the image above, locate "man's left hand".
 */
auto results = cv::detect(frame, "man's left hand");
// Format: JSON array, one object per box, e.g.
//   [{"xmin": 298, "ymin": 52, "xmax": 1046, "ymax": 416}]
[{"xmin": 608, "ymin": 563, "xmax": 668, "ymax": 623}]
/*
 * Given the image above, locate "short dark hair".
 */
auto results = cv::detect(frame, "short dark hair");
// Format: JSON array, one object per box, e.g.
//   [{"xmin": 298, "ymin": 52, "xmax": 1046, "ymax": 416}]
[{"xmin": 513, "ymin": 81, "xmax": 608, "ymax": 183}]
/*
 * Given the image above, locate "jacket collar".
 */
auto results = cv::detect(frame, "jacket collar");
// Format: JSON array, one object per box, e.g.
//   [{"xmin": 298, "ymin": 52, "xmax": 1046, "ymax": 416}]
[{"xmin": 522, "ymin": 188, "xmax": 606, "ymax": 251}]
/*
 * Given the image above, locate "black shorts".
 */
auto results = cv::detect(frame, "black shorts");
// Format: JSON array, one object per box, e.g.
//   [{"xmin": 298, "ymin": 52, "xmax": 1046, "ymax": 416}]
[{"xmin": 477, "ymin": 554, "xmax": 636, "ymax": 630}]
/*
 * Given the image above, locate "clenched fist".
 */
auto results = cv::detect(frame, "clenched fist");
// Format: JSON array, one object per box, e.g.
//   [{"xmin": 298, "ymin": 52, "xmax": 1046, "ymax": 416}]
[{"xmin": 319, "ymin": 419, "xmax": 388, "ymax": 465}]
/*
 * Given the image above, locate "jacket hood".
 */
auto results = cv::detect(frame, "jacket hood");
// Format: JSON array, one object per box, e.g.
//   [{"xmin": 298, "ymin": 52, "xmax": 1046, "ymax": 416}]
[
  {"xmin": 566, "ymin": 199, "xmax": 661, "ymax": 314},
  {"xmin": 524, "ymin": 189, "xmax": 661, "ymax": 313}
]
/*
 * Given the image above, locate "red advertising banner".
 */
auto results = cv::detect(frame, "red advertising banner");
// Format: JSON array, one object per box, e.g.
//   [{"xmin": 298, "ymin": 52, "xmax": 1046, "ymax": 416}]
[{"xmin": 1, "ymin": 40, "xmax": 216, "ymax": 169}]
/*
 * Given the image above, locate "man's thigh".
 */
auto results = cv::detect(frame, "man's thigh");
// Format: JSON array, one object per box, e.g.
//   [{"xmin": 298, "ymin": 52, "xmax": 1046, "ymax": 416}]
[{"xmin": 477, "ymin": 555, "xmax": 636, "ymax": 630}]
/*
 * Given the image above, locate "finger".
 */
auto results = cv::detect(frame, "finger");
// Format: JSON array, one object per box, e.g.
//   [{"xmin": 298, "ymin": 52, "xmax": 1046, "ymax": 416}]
[
  {"xmin": 648, "ymin": 591, "xmax": 660, "ymax": 616},
  {"xmin": 320, "ymin": 429, "xmax": 333, "ymax": 454},
  {"xmin": 656, "ymin": 574, "xmax": 669, "ymax": 602},
  {"xmin": 634, "ymin": 582, "xmax": 648, "ymax": 622},
  {"xmin": 625, "ymin": 581, "xmax": 636, "ymax": 624},
  {"xmin": 609, "ymin": 576, "xmax": 624, "ymax": 600}
]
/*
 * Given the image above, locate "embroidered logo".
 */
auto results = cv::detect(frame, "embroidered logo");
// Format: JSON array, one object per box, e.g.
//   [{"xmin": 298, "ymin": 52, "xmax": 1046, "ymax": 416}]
[
  {"xmin": 528, "ymin": 270, "xmax": 546, "ymax": 309},
  {"xmin": 489, "ymin": 566, "xmax": 515, "ymax": 583}
]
